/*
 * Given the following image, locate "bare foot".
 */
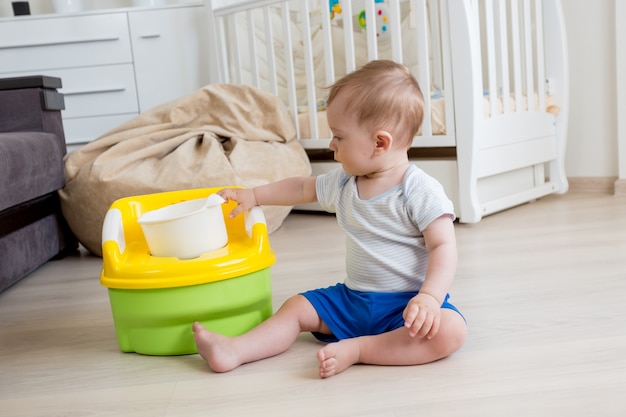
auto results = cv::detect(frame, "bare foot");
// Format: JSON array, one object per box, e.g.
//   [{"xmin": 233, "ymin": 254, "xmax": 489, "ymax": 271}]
[
  {"xmin": 192, "ymin": 322, "xmax": 240, "ymax": 373},
  {"xmin": 316, "ymin": 339, "xmax": 360, "ymax": 378}
]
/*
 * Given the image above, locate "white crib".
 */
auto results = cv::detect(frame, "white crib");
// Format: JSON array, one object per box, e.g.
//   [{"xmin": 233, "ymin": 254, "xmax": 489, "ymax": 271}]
[{"xmin": 204, "ymin": 0, "xmax": 569, "ymax": 223}]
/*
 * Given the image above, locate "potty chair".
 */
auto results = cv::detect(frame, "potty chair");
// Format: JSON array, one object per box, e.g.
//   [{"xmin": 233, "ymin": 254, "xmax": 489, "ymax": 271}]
[{"xmin": 100, "ymin": 187, "xmax": 275, "ymax": 356}]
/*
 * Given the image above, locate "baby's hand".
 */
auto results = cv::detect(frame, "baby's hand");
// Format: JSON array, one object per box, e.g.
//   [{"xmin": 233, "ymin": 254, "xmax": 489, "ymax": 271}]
[
  {"xmin": 218, "ymin": 188, "xmax": 257, "ymax": 218},
  {"xmin": 402, "ymin": 292, "xmax": 441, "ymax": 339}
]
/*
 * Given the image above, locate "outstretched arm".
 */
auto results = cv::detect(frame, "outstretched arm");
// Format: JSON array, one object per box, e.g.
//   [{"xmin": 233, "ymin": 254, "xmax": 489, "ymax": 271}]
[{"xmin": 219, "ymin": 176, "xmax": 318, "ymax": 218}]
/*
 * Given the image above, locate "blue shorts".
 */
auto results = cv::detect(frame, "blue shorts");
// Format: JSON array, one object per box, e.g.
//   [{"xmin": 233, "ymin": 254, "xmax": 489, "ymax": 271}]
[{"xmin": 301, "ymin": 283, "xmax": 463, "ymax": 343}]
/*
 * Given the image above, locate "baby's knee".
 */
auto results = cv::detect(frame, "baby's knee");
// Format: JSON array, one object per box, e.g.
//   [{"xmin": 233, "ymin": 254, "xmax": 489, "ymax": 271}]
[
  {"xmin": 281, "ymin": 294, "xmax": 309, "ymax": 309},
  {"xmin": 278, "ymin": 294, "xmax": 326, "ymax": 333},
  {"xmin": 431, "ymin": 309, "xmax": 467, "ymax": 358},
  {"xmin": 277, "ymin": 294, "xmax": 316, "ymax": 317},
  {"xmin": 447, "ymin": 321, "xmax": 467, "ymax": 352},
  {"xmin": 436, "ymin": 311, "xmax": 467, "ymax": 355}
]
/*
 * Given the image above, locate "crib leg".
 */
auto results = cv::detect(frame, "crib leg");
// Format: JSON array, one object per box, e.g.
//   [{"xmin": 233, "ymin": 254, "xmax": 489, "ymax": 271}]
[
  {"xmin": 456, "ymin": 163, "xmax": 482, "ymax": 224},
  {"xmin": 550, "ymin": 119, "xmax": 570, "ymax": 194}
]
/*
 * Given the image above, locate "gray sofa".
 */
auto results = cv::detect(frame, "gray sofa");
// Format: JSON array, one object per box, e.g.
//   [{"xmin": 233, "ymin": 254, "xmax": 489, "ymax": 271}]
[{"xmin": 0, "ymin": 75, "xmax": 77, "ymax": 294}]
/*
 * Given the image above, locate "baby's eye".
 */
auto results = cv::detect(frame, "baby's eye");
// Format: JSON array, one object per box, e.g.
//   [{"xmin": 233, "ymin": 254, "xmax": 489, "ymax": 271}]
[{"xmin": 332, "ymin": 135, "xmax": 342, "ymax": 141}]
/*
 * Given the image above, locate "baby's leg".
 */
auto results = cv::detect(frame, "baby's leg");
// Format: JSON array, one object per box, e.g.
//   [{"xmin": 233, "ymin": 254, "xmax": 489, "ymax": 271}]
[
  {"xmin": 193, "ymin": 294, "xmax": 324, "ymax": 373},
  {"xmin": 317, "ymin": 308, "xmax": 467, "ymax": 378}
]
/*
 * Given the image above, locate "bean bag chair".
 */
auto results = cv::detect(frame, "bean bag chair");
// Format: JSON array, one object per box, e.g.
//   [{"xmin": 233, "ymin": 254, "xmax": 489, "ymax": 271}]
[{"xmin": 59, "ymin": 84, "xmax": 311, "ymax": 256}]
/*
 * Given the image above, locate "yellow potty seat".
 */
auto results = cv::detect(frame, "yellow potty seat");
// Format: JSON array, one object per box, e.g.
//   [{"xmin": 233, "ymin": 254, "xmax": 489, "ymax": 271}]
[{"xmin": 100, "ymin": 187, "xmax": 275, "ymax": 356}]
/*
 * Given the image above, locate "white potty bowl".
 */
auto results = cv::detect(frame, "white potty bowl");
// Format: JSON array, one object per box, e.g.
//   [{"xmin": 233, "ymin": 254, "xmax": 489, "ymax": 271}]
[{"xmin": 138, "ymin": 194, "xmax": 227, "ymax": 259}]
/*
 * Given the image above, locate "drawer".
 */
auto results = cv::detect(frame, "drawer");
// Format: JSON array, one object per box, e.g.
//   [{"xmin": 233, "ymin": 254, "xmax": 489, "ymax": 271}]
[
  {"xmin": 1, "ymin": 65, "xmax": 140, "ymax": 119},
  {"xmin": 64, "ymin": 114, "xmax": 138, "ymax": 146},
  {"xmin": 0, "ymin": 13, "xmax": 131, "ymax": 73}
]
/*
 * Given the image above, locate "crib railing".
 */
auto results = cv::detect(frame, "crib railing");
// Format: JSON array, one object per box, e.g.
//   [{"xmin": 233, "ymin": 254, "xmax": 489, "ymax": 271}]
[
  {"xmin": 474, "ymin": 0, "xmax": 547, "ymax": 117},
  {"xmin": 205, "ymin": 0, "xmax": 456, "ymax": 149},
  {"xmin": 455, "ymin": 0, "xmax": 566, "ymax": 153},
  {"xmin": 204, "ymin": 0, "xmax": 563, "ymax": 153}
]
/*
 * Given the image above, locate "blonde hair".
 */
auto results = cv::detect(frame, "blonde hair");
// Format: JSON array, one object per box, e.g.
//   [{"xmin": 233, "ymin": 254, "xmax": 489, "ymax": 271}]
[{"xmin": 327, "ymin": 60, "xmax": 424, "ymax": 147}]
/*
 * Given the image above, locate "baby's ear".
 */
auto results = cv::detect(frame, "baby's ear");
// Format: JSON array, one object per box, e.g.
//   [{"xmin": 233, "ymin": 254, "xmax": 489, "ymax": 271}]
[{"xmin": 374, "ymin": 130, "xmax": 393, "ymax": 153}]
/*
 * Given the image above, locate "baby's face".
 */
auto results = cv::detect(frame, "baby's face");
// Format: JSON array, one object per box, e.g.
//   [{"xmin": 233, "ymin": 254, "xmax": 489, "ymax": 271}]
[{"xmin": 326, "ymin": 93, "xmax": 377, "ymax": 176}]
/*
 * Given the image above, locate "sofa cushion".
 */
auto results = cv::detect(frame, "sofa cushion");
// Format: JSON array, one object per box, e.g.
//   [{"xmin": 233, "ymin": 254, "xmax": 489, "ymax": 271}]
[{"xmin": 0, "ymin": 131, "xmax": 65, "ymax": 212}]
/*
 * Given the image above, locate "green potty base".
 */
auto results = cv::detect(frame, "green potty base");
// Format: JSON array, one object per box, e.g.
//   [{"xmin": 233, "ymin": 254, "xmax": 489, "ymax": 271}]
[{"xmin": 107, "ymin": 268, "xmax": 272, "ymax": 355}]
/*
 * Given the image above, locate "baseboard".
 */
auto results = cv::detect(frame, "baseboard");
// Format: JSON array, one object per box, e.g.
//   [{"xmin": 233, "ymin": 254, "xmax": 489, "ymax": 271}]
[
  {"xmin": 614, "ymin": 179, "xmax": 626, "ymax": 196},
  {"xmin": 299, "ymin": 172, "xmax": 622, "ymax": 197},
  {"xmin": 567, "ymin": 177, "xmax": 617, "ymax": 194}
]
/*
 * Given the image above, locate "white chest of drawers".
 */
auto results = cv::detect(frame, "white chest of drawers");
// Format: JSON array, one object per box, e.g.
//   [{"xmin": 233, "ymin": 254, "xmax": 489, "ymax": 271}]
[{"xmin": 0, "ymin": 5, "xmax": 211, "ymax": 150}]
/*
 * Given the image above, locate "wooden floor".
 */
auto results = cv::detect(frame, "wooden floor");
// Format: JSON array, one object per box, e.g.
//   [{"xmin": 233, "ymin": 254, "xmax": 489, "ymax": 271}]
[{"xmin": 1, "ymin": 192, "xmax": 625, "ymax": 416}]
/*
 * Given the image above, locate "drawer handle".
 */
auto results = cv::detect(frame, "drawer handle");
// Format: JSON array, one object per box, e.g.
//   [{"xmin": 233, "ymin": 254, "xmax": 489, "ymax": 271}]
[
  {"xmin": 0, "ymin": 36, "xmax": 120, "ymax": 50},
  {"xmin": 63, "ymin": 87, "xmax": 126, "ymax": 96},
  {"xmin": 139, "ymin": 34, "xmax": 161, "ymax": 39}
]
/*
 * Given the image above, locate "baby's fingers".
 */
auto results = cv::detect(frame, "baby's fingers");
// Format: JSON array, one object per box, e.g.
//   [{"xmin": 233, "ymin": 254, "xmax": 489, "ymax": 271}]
[
  {"xmin": 416, "ymin": 314, "xmax": 436, "ymax": 338},
  {"xmin": 425, "ymin": 316, "xmax": 441, "ymax": 340},
  {"xmin": 228, "ymin": 204, "xmax": 247, "ymax": 219},
  {"xmin": 217, "ymin": 188, "xmax": 237, "ymax": 202},
  {"xmin": 414, "ymin": 312, "xmax": 440, "ymax": 340},
  {"xmin": 403, "ymin": 305, "xmax": 425, "ymax": 337},
  {"xmin": 402, "ymin": 303, "xmax": 418, "ymax": 326},
  {"xmin": 217, "ymin": 189, "xmax": 248, "ymax": 218}
]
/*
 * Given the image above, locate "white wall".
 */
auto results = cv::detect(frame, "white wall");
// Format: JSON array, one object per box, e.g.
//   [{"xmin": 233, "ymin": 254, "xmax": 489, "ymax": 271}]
[
  {"xmin": 616, "ymin": 0, "xmax": 626, "ymax": 183},
  {"xmin": 560, "ymin": 0, "xmax": 617, "ymax": 178}
]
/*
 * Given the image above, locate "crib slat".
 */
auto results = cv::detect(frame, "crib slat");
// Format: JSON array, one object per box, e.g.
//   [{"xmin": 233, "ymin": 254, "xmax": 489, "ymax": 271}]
[
  {"xmin": 321, "ymin": 0, "xmax": 335, "ymax": 85},
  {"xmin": 485, "ymin": 0, "xmax": 498, "ymax": 117},
  {"xmin": 262, "ymin": 6, "xmax": 278, "ymax": 96},
  {"xmin": 439, "ymin": 0, "xmax": 455, "ymax": 139},
  {"xmin": 535, "ymin": 0, "xmax": 546, "ymax": 113},
  {"xmin": 365, "ymin": 0, "xmax": 378, "ymax": 60},
  {"xmin": 510, "ymin": 0, "xmax": 523, "ymax": 110},
  {"xmin": 470, "ymin": 0, "xmax": 483, "ymax": 123},
  {"xmin": 227, "ymin": 14, "xmax": 243, "ymax": 84},
  {"xmin": 471, "ymin": 0, "xmax": 480, "ymax": 19},
  {"xmin": 429, "ymin": 0, "xmax": 443, "ymax": 91},
  {"xmin": 389, "ymin": 0, "xmax": 402, "ymax": 62},
  {"xmin": 413, "ymin": 0, "xmax": 432, "ymax": 136},
  {"xmin": 215, "ymin": 17, "xmax": 229, "ymax": 83},
  {"xmin": 246, "ymin": 10, "xmax": 260, "ymax": 88},
  {"xmin": 341, "ymin": 0, "xmax": 356, "ymax": 73},
  {"xmin": 498, "ymin": 1, "xmax": 511, "ymax": 114},
  {"xmin": 300, "ymin": 0, "xmax": 319, "ymax": 140},
  {"xmin": 523, "ymin": 0, "xmax": 534, "ymax": 110},
  {"xmin": 280, "ymin": 1, "xmax": 299, "ymax": 138}
]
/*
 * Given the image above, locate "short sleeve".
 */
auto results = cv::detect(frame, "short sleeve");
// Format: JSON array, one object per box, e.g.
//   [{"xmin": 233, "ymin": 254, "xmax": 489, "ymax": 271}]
[{"xmin": 315, "ymin": 168, "xmax": 350, "ymax": 214}]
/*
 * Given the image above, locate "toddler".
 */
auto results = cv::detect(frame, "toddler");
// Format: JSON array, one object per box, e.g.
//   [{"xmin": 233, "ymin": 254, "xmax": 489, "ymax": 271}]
[{"xmin": 193, "ymin": 60, "xmax": 467, "ymax": 378}]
